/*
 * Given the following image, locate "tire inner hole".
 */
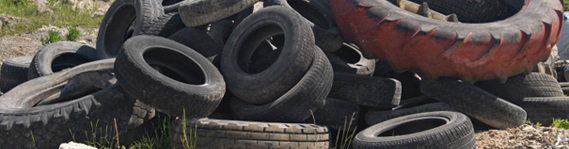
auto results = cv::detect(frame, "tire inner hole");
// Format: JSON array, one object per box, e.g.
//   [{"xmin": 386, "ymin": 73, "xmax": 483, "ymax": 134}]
[
  {"xmin": 144, "ymin": 48, "xmax": 206, "ymax": 85},
  {"xmin": 377, "ymin": 118, "xmax": 447, "ymax": 136},
  {"xmin": 238, "ymin": 25, "xmax": 284, "ymax": 74},
  {"xmin": 51, "ymin": 53, "xmax": 93, "ymax": 72},
  {"xmin": 105, "ymin": 5, "xmax": 136, "ymax": 57},
  {"xmin": 288, "ymin": 0, "xmax": 330, "ymax": 30},
  {"xmin": 333, "ymin": 45, "xmax": 360, "ymax": 64}
]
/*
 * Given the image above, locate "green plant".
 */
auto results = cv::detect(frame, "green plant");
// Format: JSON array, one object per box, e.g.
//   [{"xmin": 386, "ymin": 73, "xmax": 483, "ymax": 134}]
[
  {"xmin": 564, "ymin": 0, "xmax": 569, "ymax": 11},
  {"xmin": 41, "ymin": 30, "xmax": 62, "ymax": 45},
  {"xmin": 180, "ymin": 109, "xmax": 197, "ymax": 149},
  {"xmin": 130, "ymin": 115, "xmax": 174, "ymax": 149},
  {"xmin": 66, "ymin": 27, "xmax": 80, "ymax": 41},
  {"xmin": 332, "ymin": 113, "xmax": 358, "ymax": 149},
  {"xmin": 551, "ymin": 118, "xmax": 569, "ymax": 129}
]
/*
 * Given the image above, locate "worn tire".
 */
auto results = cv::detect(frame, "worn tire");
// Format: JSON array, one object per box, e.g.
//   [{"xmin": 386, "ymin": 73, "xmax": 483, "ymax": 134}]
[
  {"xmin": 305, "ymin": 98, "xmax": 359, "ymax": 130},
  {"xmin": 507, "ymin": 97, "xmax": 569, "ymax": 126},
  {"xmin": 326, "ymin": 43, "xmax": 376, "ymax": 75},
  {"xmin": 353, "ymin": 111, "xmax": 476, "ymax": 149},
  {"xmin": 115, "ymin": 36, "xmax": 226, "ymax": 118},
  {"xmin": 420, "ymin": 78, "xmax": 527, "ymax": 129},
  {"xmin": 329, "ymin": 72, "xmax": 402, "ymax": 108},
  {"xmin": 230, "ymin": 47, "xmax": 333, "ymax": 123},
  {"xmin": 0, "ymin": 59, "xmax": 134, "ymax": 148},
  {"xmin": 330, "ymin": 0, "xmax": 564, "ymax": 82},
  {"xmin": 27, "ymin": 41, "xmax": 97, "ymax": 80},
  {"xmin": 138, "ymin": 12, "xmax": 186, "ymax": 37},
  {"xmin": 475, "ymin": 72, "xmax": 564, "ymax": 100},
  {"xmin": 0, "ymin": 56, "xmax": 32, "ymax": 93},
  {"xmin": 168, "ymin": 27, "xmax": 223, "ymax": 60},
  {"xmin": 221, "ymin": 6, "xmax": 315, "ymax": 105},
  {"xmin": 207, "ymin": 18, "xmax": 234, "ymax": 48},
  {"xmin": 97, "ymin": 0, "xmax": 164, "ymax": 59},
  {"xmin": 162, "ymin": 0, "xmax": 184, "ymax": 13},
  {"xmin": 171, "ymin": 118, "xmax": 330, "ymax": 149},
  {"xmin": 178, "ymin": 0, "xmax": 259, "ymax": 27},
  {"xmin": 264, "ymin": 0, "xmax": 344, "ymax": 52},
  {"xmin": 365, "ymin": 102, "xmax": 451, "ymax": 126}
]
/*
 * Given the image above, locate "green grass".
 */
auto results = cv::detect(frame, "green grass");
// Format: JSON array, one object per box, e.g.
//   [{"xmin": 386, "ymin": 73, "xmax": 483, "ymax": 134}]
[
  {"xmin": 551, "ymin": 118, "xmax": 569, "ymax": 129},
  {"xmin": 0, "ymin": 0, "xmax": 103, "ymax": 35},
  {"xmin": 565, "ymin": 0, "xmax": 569, "ymax": 11}
]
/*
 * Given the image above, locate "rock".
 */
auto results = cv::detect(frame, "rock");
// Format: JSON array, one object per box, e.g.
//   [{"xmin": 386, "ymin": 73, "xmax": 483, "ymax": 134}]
[
  {"xmin": 91, "ymin": 7, "xmax": 106, "ymax": 18},
  {"xmin": 0, "ymin": 14, "xmax": 29, "ymax": 27},
  {"xmin": 37, "ymin": 6, "xmax": 54, "ymax": 15},
  {"xmin": 58, "ymin": 141, "xmax": 96, "ymax": 149}
]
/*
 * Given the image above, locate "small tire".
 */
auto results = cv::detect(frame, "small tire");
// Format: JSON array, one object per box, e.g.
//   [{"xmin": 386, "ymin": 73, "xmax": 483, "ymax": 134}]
[
  {"xmin": 475, "ymin": 72, "xmax": 564, "ymax": 100},
  {"xmin": 96, "ymin": 0, "xmax": 164, "ymax": 59},
  {"xmin": 27, "ymin": 41, "xmax": 97, "ymax": 80},
  {"xmin": 230, "ymin": 47, "xmax": 333, "ymax": 123},
  {"xmin": 171, "ymin": 118, "xmax": 330, "ymax": 149},
  {"xmin": 0, "ymin": 59, "xmax": 134, "ymax": 148},
  {"xmin": 365, "ymin": 102, "xmax": 451, "ymax": 126},
  {"xmin": 420, "ymin": 78, "xmax": 527, "ymax": 129},
  {"xmin": 168, "ymin": 27, "xmax": 223, "ymax": 60},
  {"xmin": 178, "ymin": 0, "xmax": 259, "ymax": 27},
  {"xmin": 507, "ymin": 97, "xmax": 569, "ymax": 126},
  {"xmin": 115, "ymin": 36, "xmax": 226, "ymax": 118},
  {"xmin": 353, "ymin": 111, "xmax": 476, "ymax": 149},
  {"xmin": 326, "ymin": 43, "xmax": 376, "ymax": 75},
  {"xmin": 0, "ymin": 56, "xmax": 33, "ymax": 93},
  {"xmin": 221, "ymin": 6, "xmax": 315, "ymax": 105},
  {"xmin": 264, "ymin": 0, "xmax": 344, "ymax": 52},
  {"xmin": 328, "ymin": 72, "xmax": 402, "ymax": 108},
  {"xmin": 138, "ymin": 12, "xmax": 186, "ymax": 37}
]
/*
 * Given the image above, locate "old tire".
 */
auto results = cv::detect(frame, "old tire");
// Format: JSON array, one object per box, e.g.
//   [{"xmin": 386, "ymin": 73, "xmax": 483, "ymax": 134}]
[
  {"xmin": 328, "ymin": 72, "xmax": 402, "ymax": 108},
  {"xmin": 306, "ymin": 98, "xmax": 360, "ymax": 130},
  {"xmin": 420, "ymin": 78, "xmax": 527, "ymax": 129},
  {"xmin": 353, "ymin": 111, "xmax": 476, "ymax": 149},
  {"xmin": 326, "ymin": 43, "xmax": 376, "ymax": 75},
  {"xmin": 365, "ymin": 102, "xmax": 451, "ymax": 126},
  {"xmin": 168, "ymin": 27, "xmax": 223, "ymax": 60},
  {"xmin": 171, "ymin": 118, "xmax": 330, "ymax": 149},
  {"xmin": 507, "ymin": 97, "xmax": 569, "ymax": 126},
  {"xmin": 475, "ymin": 72, "xmax": 563, "ymax": 100},
  {"xmin": 264, "ymin": 0, "xmax": 344, "ymax": 52},
  {"xmin": 178, "ymin": 0, "xmax": 259, "ymax": 27},
  {"xmin": 329, "ymin": 0, "xmax": 564, "ymax": 82},
  {"xmin": 27, "ymin": 41, "xmax": 97, "ymax": 80},
  {"xmin": 138, "ymin": 12, "xmax": 186, "ymax": 37},
  {"xmin": 115, "ymin": 36, "xmax": 226, "ymax": 118},
  {"xmin": 0, "ymin": 59, "xmax": 134, "ymax": 148},
  {"xmin": 0, "ymin": 56, "xmax": 32, "ymax": 93},
  {"xmin": 221, "ymin": 6, "xmax": 315, "ymax": 105},
  {"xmin": 96, "ymin": 0, "xmax": 164, "ymax": 59},
  {"xmin": 230, "ymin": 47, "xmax": 333, "ymax": 123}
]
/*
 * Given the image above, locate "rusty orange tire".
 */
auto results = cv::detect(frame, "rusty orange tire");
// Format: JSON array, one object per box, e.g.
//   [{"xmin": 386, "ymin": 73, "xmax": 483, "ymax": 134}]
[{"xmin": 329, "ymin": 0, "xmax": 564, "ymax": 82}]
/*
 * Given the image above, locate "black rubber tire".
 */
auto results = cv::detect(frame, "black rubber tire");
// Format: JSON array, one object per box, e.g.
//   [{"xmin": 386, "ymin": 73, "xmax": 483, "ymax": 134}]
[
  {"xmin": 138, "ymin": 12, "xmax": 186, "ymax": 37},
  {"xmin": 171, "ymin": 118, "xmax": 330, "ymax": 149},
  {"xmin": 475, "ymin": 72, "xmax": 564, "ymax": 100},
  {"xmin": 115, "ymin": 35, "xmax": 226, "ymax": 118},
  {"xmin": 162, "ymin": 0, "xmax": 184, "ymax": 13},
  {"xmin": 178, "ymin": 0, "xmax": 259, "ymax": 27},
  {"xmin": 353, "ymin": 111, "xmax": 476, "ymax": 149},
  {"xmin": 0, "ymin": 59, "xmax": 134, "ymax": 148},
  {"xmin": 506, "ymin": 97, "xmax": 569, "ymax": 126},
  {"xmin": 0, "ymin": 56, "xmax": 32, "ymax": 93},
  {"xmin": 305, "ymin": 97, "xmax": 360, "ymax": 131},
  {"xmin": 264, "ymin": 0, "xmax": 344, "ymax": 52},
  {"xmin": 27, "ymin": 41, "xmax": 97, "ymax": 80},
  {"xmin": 168, "ymin": 27, "xmax": 223, "ymax": 60},
  {"xmin": 221, "ymin": 6, "xmax": 315, "ymax": 105},
  {"xmin": 420, "ymin": 78, "xmax": 527, "ymax": 129},
  {"xmin": 406, "ymin": 0, "xmax": 515, "ymax": 23},
  {"xmin": 326, "ymin": 43, "xmax": 376, "ymax": 75},
  {"xmin": 230, "ymin": 47, "xmax": 333, "ymax": 123},
  {"xmin": 328, "ymin": 72, "xmax": 402, "ymax": 108},
  {"xmin": 384, "ymin": 71, "xmax": 424, "ymax": 100},
  {"xmin": 207, "ymin": 18, "xmax": 234, "ymax": 48},
  {"xmin": 96, "ymin": 0, "xmax": 164, "ymax": 59},
  {"xmin": 365, "ymin": 102, "xmax": 451, "ymax": 126}
]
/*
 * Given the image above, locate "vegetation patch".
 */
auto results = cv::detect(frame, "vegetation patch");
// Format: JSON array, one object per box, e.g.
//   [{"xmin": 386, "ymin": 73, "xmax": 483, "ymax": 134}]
[{"xmin": 0, "ymin": 0, "xmax": 104, "ymax": 36}]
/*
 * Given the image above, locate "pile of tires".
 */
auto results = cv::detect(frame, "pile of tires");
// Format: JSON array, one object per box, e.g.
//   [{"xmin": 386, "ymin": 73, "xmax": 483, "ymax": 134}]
[{"xmin": 0, "ymin": 0, "xmax": 565, "ymax": 148}]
